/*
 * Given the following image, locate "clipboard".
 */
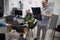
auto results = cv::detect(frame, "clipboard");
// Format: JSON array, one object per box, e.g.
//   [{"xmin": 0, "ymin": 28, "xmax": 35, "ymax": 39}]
[{"xmin": 32, "ymin": 7, "xmax": 42, "ymax": 20}]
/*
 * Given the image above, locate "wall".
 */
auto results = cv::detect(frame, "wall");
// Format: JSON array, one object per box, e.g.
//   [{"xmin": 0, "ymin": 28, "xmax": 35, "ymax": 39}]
[
  {"xmin": 49, "ymin": 0, "xmax": 60, "ymax": 25},
  {"xmin": 9, "ymin": 0, "xmax": 20, "ymax": 15},
  {"xmin": 4, "ymin": 0, "xmax": 9, "ymax": 16},
  {"xmin": 53, "ymin": 0, "xmax": 60, "ymax": 25},
  {"xmin": 56, "ymin": 0, "xmax": 60, "ymax": 25}
]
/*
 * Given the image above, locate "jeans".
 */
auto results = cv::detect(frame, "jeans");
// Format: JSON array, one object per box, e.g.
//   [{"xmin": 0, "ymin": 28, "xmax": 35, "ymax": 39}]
[{"xmin": 0, "ymin": 22, "xmax": 7, "ymax": 27}]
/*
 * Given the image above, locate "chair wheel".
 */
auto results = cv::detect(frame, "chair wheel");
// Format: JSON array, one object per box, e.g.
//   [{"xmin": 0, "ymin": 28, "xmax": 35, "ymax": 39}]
[{"xmin": 19, "ymin": 34, "xmax": 23, "ymax": 40}]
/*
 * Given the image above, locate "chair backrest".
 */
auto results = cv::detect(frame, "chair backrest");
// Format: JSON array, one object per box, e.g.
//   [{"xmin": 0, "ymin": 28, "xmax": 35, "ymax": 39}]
[
  {"xmin": 5, "ymin": 15, "xmax": 13, "ymax": 23},
  {"xmin": 55, "ymin": 25, "xmax": 60, "ymax": 32},
  {"xmin": 49, "ymin": 15, "xmax": 59, "ymax": 29}
]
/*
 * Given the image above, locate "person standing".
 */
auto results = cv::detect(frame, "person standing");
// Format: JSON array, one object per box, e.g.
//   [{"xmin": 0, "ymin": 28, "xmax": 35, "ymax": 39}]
[
  {"xmin": 34, "ymin": 0, "xmax": 54, "ymax": 40},
  {"xmin": 19, "ymin": 1, "xmax": 23, "ymax": 11}
]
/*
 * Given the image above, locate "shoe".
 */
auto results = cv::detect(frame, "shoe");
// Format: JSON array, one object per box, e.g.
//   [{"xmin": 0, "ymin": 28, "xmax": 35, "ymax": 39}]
[
  {"xmin": 34, "ymin": 38, "xmax": 39, "ymax": 40},
  {"xmin": 34, "ymin": 38, "xmax": 37, "ymax": 40},
  {"xmin": 19, "ymin": 34, "xmax": 23, "ymax": 38}
]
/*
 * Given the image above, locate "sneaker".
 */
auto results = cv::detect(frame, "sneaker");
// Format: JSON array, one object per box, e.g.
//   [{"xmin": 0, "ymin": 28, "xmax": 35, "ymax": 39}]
[
  {"xmin": 34, "ymin": 38, "xmax": 37, "ymax": 40},
  {"xmin": 19, "ymin": 34, "xmax": 23, "ymax": 38},
  {"xmin": 34, "ymin": 38, "xmax": 39, "ymax": 40}
]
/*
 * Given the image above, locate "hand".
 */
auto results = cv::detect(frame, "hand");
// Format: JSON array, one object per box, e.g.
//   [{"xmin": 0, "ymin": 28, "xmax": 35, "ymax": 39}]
[
  {"xmin": 23, "ymin": 21, "xmax": 28, "ymax": 24},
  {"xmin": 41, "ymin": 13, "xmax": 53, "ymax": 17},
  {"xmin": 41, "ymin": 13, "xmax": 46, "ymax": 16},
  {"xmin": 7, "ymin": 24, "xmax": 13, "ymax": 26},
  {"xmin": 6, "ymin": 24, "xmax": 13, "ymax": 28},
  {"xmin": 6, "ymin": 24, "xmax": 13, "ymax": 32},
  {"xmin": 25, "ymin": 21, "xmax": 28, "ymax": 24}
]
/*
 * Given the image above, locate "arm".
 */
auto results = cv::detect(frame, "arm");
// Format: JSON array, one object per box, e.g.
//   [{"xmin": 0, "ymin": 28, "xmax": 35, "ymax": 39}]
[
  {"xmin": 0, "ymin": 22, "xmax": 12, "ymax": 27},
  {"xmin": 41, "ymin": 8, "xmax": 54, "ymax": 17},
  {"xmin": 0, "ymin": 22, "xmax": 7, "ymax": 27},
  {"xmin": 41, "ymin": 13, "xmax": 54, "ymax": 17}
]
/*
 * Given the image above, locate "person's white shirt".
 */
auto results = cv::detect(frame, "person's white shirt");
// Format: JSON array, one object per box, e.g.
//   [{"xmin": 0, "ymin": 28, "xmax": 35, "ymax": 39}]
[{"xmin": 29, "ymin": 0, "xmax": 42, "ymax": 7}]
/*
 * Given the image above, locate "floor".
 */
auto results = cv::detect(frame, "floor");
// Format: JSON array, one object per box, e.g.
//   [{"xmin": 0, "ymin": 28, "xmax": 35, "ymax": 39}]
[
  {"xmin": 0, "ymin": 17, "xmax": 60, "ymax": 40},
  {"xmin": 5, "ymin": 26, "xmax": 60, "ymax": 40}
]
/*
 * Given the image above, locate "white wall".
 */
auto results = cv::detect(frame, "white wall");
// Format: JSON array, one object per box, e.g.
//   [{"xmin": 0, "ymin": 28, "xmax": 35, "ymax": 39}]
[
  {"xmin": 53, "ymin": 0, "xmax": 60, "ymax": 25},
  {"xmin": 9, "ymin": 0, "xmax": 20, "ymax": 15},
  {"xmin": 49, "ymin": 0, "xmax": 60, "ymax": 25},
  {"xmin": 4, "ymin": 0, "xmax": 22, "ymax": 16},
  {"xmin": 55, "ymin": 0, "xmax": 60, "ymax": 25},
  {"xmin": 4, "ymin": 0, "xmax": 9, "ymax": 16}
]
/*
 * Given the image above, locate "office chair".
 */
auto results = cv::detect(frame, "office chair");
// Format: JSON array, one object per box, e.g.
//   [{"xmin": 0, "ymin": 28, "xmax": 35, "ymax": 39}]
[
  {"xmin": 53, "ymin": 25, "xmax": 60, "ymax": 40},
  {"xmin": 48, "ymin": 15, "xmax": 59, "ymax": 40}
]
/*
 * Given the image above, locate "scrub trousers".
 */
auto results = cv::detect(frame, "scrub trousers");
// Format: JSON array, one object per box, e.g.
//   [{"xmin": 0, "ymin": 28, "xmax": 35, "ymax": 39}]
[{"xmin": 36, "ymin": 21, "xmax": 48, "ymax": 40}]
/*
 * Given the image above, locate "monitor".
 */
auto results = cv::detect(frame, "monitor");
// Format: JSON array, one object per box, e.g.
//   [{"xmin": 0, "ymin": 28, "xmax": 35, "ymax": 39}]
[{"xmin": 15, "ymin": 9, "xmax": 22, "ymax": 16}]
